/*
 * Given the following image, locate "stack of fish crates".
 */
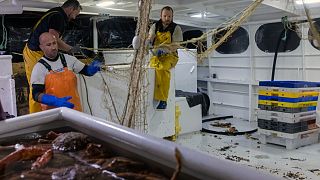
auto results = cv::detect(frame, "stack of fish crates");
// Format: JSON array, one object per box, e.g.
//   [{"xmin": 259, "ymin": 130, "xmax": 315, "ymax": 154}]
[{"xmin": 257, "ymin": 81, "xmax": 320, "ymax": 150}]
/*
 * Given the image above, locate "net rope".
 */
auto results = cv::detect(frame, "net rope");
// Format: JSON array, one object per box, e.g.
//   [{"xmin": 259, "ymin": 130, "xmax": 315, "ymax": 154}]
[{"xmin": 81, "ymin": 0, "xmax": 264, "ymax": 131}]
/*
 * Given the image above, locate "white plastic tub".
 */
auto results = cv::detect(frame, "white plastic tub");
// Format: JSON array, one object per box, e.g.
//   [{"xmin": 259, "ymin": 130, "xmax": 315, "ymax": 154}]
[{"xmin": 259, "ymin": 128, "xmax": 319, "ymax": 150}]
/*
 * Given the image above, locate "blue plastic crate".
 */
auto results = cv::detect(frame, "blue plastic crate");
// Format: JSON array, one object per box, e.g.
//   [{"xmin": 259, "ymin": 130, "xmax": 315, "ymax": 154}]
[
  {"xmin": 258, "ymin": 95, "xmax": 278, "ymax": 101},
  {"xmin": 259, "ymin": 81, "xmax": 320, "ymax": 88},
  {"xmin": 258, "ymin": 104, "xmax": 317, "ymax": 113},
  {"xmin": 308, "ymin": 106, "xmax": 317, "ymax": 111},
  {"xmin": 258, "ymin": 95, "xmax": 318, "ymax": 102},
  {"xmin": 277, "ymin": 96, "xmax": 318, "ymax": 102}
]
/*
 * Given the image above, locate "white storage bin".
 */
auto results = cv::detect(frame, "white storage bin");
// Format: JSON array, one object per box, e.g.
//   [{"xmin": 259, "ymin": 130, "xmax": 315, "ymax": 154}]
[
  {"xmin": 0, "ymin": 55, "xmax": 13, "ymax": 77},
  {"xmin": 257, "ymin": 110, "xmax": 316, "ymax": 123},
  {"xmin": 0, "ymin": 77, "xmax": 17, "ymax": 117},
  {"xmin": 259, "ymin": 128, "xmax": 319, "ymax": 150}
]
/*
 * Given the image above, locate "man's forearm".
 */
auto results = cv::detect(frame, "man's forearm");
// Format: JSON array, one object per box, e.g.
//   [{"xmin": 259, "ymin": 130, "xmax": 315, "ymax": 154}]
[
  {"xmin": 32, "ymin": 84, "xmax": 45, "ymax": 102},
  {"xmin": 57, "ymin": 38, "xmax": 72, "ymax": 52}
]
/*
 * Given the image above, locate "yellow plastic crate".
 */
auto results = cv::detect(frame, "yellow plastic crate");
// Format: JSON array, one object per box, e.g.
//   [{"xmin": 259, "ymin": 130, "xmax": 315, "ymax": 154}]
[
  {"xmin": 258, "ymin": 100, "xmax": 318, "ymax": 108},
  {"xmin": 258, "ymin": 90, "xmax": 319, "ymax": 98}
]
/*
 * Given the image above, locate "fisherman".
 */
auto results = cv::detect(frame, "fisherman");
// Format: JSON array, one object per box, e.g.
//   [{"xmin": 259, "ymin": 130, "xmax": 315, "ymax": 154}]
[
  {"xmin": 133, "ymin": 6, "xmax": 183, "ymax": 110},
  {"xmin": 30, "ymin": 32, "xmax": 101, "ymax": 111},
  {"xmin": 23, "ymin": 0, "xmax": 82, "ymax": 113}
]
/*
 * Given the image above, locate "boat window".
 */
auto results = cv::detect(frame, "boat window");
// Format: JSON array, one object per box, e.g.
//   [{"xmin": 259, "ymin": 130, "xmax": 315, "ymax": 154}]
[
  {"xmin": 212, "ymin": 26, "xmax": 249, "ymax": 54},
  {"xmin": 97, "ymin": 17, "xmax": 136, "ymax": 49},
  {"xmin": 255, "ymin": 22, "xmax": 300, "ymax": 53},
  {"xmin": 183, "ymin": 29, "xmax": 207, "ymax": 53},
  {"xmin": 308, "ymin": 19, "xmax": 320, "ymax": 50}
]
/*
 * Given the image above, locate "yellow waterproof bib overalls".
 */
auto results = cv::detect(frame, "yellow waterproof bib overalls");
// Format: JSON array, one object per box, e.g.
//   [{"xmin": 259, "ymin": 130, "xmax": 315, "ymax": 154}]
[
  {"xmin": 150, "ymin": 31, "xmax": 178, "ymax": 101},
  {"xmin": 39, "ymin": 54, "xmax": 82, "ymax": 111},
  {"xmin": 23, "ymin": 11, "xmax": 59, "ymax": 113}
]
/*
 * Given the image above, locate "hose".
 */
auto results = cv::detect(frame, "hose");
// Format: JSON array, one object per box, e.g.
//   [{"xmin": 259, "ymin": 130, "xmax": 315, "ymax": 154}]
[
  {"xmin": 201, "ymin": 116, "xmax": 258, "ymax": 135},
  {"xmin": 271, "ymin": 29, "xmax": 285, "ymax": 81},
  {"xmin": 271, "ymin": 17, "xmax": 292, "ymax": 81}
]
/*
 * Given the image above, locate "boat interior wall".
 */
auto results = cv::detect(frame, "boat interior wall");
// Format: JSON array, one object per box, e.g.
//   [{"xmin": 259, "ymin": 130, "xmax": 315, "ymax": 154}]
[{"xmin": 198, "ymin": 19, "xmax": 320, "ymax": 121}]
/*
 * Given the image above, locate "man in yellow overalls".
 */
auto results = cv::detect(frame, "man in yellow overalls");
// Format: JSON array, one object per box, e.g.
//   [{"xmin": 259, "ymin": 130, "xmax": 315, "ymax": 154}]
[
  {"xmin": 23, "ymin": 0, "xmax": 82, "ymax": 113},
  {"xmin": 147, "ymin": 6, "xmax": 183, "ymax": 109}
]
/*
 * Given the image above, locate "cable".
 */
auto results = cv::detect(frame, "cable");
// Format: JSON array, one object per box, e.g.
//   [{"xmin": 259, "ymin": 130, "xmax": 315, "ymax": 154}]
[
  {"xmin": 99, "ymin": 71, "xmax": 121, "ymax": 123},
  {"xmin": 80, "ymin": 74, "xmax": 92, "ymax": 115},
  {"xmin": 271, "ymin": 17, "xmax": 293, "ymax": 81},
  {"xmin": 77, "ymin": 47, "xmax": 98, "ymax": 116},
  {"xmin": 201, "ymin": 116, "xmax": 258, "ymax": 135},
  {"xmin": 3, "ymin": 16, "xmax": 6, "ymax": 48},
  {"xmin": 201, "ymin": 127, "xmax": 258, "ymax": 135},
  {"xmin": 202, "ymin": 115, "xmax": 234, "ymax": 123},
  {"xmin": 271, "ymin": 29, "xmax": 285, "ymax": 81},
  {"xmin": 0, "ymin": 15, "xmax": 7, "ymax": 49}
]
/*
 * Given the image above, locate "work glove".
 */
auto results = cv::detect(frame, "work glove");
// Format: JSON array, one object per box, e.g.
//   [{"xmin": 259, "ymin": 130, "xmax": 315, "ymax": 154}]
[
  {"xmin": 41, "ymin": 94, "xmax": 74, "ymax": 108},
  {"xmin": 69, "ymin": 44, "xmax": 81, "ymax": 54},
  {"xmin": 156, "ymin": 49, "xmax": 167, "ymax": 57},
  {"xmin": 86, "ymin": 60, "xmax": 101, "ymax": 76}
]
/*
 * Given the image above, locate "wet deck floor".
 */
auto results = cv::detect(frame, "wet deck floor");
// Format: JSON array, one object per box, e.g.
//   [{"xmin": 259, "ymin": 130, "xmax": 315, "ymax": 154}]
[{"xmin": 175, "ymin": 117, "xmax": 320, "ymax": 180}]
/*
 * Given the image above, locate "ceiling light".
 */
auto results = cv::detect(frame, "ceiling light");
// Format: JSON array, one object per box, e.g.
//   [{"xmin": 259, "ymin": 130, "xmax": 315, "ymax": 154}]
[
  {"xmin": 190, "ymin": 12, "xmax": 219, "ymax": 18},
  {"xmin": 81, "ymin": 11, "xmax": 99, "ymax": 15},
  {"xmin": 295, "ymin": 0, "xmax": 320, "ymax": 4},
  {"xmin": 97, "ymin": 1, "xmax": 115, "ymax": 7},
  {"xmin": 116, "ymin": 2, "xmax": 126, "ymax": 5},
  {"xmin": 191, "ymin": 13, "xmax": 204, "ymax": 18},
  {"xmin": 103, "ymin": 7, "xmax": 131, "ymax": 11},
  {"xmin": 206, "ymin": 12, "xmax": 219, "ymax": 18}
]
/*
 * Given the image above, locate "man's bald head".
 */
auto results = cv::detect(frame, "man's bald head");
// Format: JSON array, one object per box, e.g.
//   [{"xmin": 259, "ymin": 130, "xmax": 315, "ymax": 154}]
[
  {"xmin": 39, "ymin": 32, "xmax": 56, "ymax": 45},
  {"xmin": 39, "ymin": 32, "xmax": 58, "ymax": 59}
]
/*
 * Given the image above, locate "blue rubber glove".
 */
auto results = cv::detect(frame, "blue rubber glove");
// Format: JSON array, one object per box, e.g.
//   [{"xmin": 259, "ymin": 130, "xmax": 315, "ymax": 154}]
[
  {"xmin": 156, "ymin": 49, "xmax": 167, "ymax": 56},
  {"xmin": 87, "ymin": 60, "xmax": 101, "ymax": 76},
  {"xmin": 41, "ymin": 94, "xmax": 74, "ymax": 108}
]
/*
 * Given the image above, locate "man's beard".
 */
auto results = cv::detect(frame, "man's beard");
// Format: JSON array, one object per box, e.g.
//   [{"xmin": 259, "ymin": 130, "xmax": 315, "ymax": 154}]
[{"xmin": 163, "ymin": 21, "xmax": 171, "ymax": 26}]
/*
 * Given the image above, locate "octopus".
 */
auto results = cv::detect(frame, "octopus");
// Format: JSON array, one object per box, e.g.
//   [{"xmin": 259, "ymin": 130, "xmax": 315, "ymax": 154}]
[
  {"xmin": 51, "ymin": 132, "xmax": 90, "ymax": 152},
  {"xmin": 0, "ymin": 131, "xmax": 92, "ymax": 172}
]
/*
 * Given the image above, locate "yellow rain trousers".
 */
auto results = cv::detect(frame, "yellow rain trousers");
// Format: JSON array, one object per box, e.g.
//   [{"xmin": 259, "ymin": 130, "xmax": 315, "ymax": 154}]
[
  {"xmin": 23, "ymin": 45, "xmax": 44, "ymax": 113},
  {"xmin": 149, "ymin": 31, "xmax": 178, "ymax": 101}
]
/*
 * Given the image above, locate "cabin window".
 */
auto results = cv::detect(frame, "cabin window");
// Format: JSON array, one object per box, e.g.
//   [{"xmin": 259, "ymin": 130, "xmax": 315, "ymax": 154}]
[
  {"xmin": 183, "ymin": 30, "xmax": 207, "ymax": 53},
  {"xmin": 212, "ymin": 26, "xmax": 249, "ymax": 54},
  {"xmin": 97, "ymin": 17, "xmax": 136, "ymax": 49},
  {"xmin": 255, "ymin": 22, "xmax": 300, "ymax": 53},
  {"xmin": 308, "ymin": 19, "xmax": 320, "ymax": 50}
]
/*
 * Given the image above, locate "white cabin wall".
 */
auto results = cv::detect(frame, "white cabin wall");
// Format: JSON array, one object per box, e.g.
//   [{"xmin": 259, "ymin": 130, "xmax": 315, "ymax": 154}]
[{"xmin": 200, "ymin": 21, "xmax": 320, "ymax": 121}]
